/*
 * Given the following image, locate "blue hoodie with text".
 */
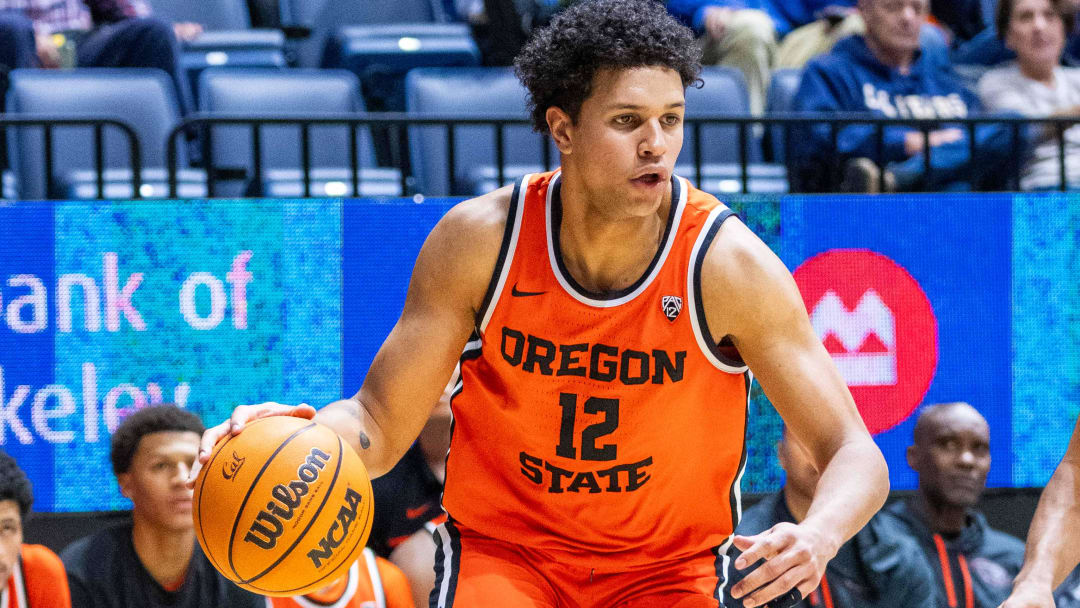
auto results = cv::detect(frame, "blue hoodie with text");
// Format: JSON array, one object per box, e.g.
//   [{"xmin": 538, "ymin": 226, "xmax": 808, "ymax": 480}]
[{"xmin": 790, "ymin": 34, "xmax": 984, "ymax": 169}]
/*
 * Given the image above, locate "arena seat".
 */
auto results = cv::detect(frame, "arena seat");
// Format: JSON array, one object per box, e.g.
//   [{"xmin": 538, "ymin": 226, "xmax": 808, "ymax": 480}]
[
  {"xmin": 321, "ymin": 24, "xmax": 480, "ymax": 112},
  {"xmin": 764, "ymin": 68, "xmax": 803, "ymax": 163},
  {"xmin": 405, "ymin": 67, "xmax": 557, "ymax": 196},
  {"xmin": 147, "ymin": 0, "xmax": 251, "ymax": 30},
  {"xmin": 288, "ymin": 0, "xmax": 450, "ymax": 68},
  {"xmin": 677, "ymin": 66, "xmax": 788, "ymax": 194},
  {"xmin": 5, "ymin": 68, "xmax": 206, "ymax": 199},
  {"xmin": 198, "ymin": 68, "xmax": 402, "ymax": 197},
  {"xmin": 147, "ymin": 0, "xmax": 286, "ymax": 105}
]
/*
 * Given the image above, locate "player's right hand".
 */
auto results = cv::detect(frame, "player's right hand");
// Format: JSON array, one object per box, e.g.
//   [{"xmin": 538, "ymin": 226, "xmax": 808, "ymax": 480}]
[
  {"xmin": 186, "ymin": 402, "xmax": 317, "ymax": 487},
  {"xmin": 997, "ymin": 584, "xmax": 1055, "ymax": 608}
]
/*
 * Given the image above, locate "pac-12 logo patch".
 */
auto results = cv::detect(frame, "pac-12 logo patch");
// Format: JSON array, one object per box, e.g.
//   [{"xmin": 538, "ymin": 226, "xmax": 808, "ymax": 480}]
[
  {"xmin": 793, "ymin": 249, "xmax": 938, "ymax": 435},
  {"xmin": 661, "ymin": 295, "xmax": 683, "ymax": 322}
]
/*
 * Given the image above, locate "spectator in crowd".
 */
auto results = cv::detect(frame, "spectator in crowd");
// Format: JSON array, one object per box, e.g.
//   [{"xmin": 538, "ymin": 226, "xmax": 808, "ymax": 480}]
[
  {"xmin": 267, "ymin": 547, "xmax": 413, "ymax": 608},
  {"xmin": 772, "ymin": 1, "xmax": 864, "ymax": 68},
  {"xmin": 774, "ymin": 0, "xmax": 954, "ymax": 69},
  {"xmin": 452, "ymin": 0, "xmax": 562, "ymax": 66},
  {"xmin": 789, "ymin": 0, "xmax": 1016, "ymax": 192},
  {"xmin": 665, "ymin": 0, "xmax": 777, "ymax": 114},
  {"xmin": 0, "ymin": 0, "xmax": 200, "ymax": 112},
  {"xmin": 883, "ymin": 402, "xmax": 1023, "ymax": 608},
  {"xmin": 733, "ymin": 428, "xmax": 937, "ymax": 608},
  {"xmin": 0, "ymin": 451, "xmax": 71, "ymax": 608},
  {"xmin": 61, "ymin": 405, "xmax": 263, "ymax": 608},
  {"xmin": 978, "ymin": 0, "xmax": 1080, "ymax": 190},
  {"xmin": 931, "ymin": 0, "xmax": 1016, "ymax": 65}
]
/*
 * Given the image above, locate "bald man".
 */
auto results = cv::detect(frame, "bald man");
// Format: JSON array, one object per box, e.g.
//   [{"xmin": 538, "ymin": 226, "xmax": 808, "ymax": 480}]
[
  {"xmin": 883, "ymin": 402, "xmax": 1024, "ymax": 608},
  {"xmin": 734, "ymin": 429, "xmax": 936, "ymax": 608}
]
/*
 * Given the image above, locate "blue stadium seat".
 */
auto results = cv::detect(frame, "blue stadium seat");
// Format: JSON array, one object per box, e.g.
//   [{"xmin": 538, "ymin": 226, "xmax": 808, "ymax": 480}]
[
  {"xmin": 147, "ymin": 0, "xmax": 286, "ymax": 103},
  {"xmin": 322, "ymin": 24, "xmax": 480, "ymax": 111},
  {"xmin": 678, "ymin": 66, "xmax": 787, "ymax": 194},
  {"xmin": 147, "ymin": 0, "xmax": 250, "ymax": 30},
  {"xmin": 5, "ymin": 68, "xmax": 205, "ymax": 199},
  {"xmin": 182, "ymin": 32, "xmax": 287, "ymax": 103},
  {"xmin": 764, "ymin": 68, "xmax": 803, "ymax": 163},
  {"xmin": 681, "ymin": 66, "xmax": 762, "ymax": 165},
  {"xmin": 198, "ymin": 68, "xmax": 401, "ymax": 197},
  {"xmin": 405, "ymin": 67, "xmax": 557, "ymax": 196},
  {"xmin": 289, "ymin": 0, "xmax": 449, "ymax": 68}
]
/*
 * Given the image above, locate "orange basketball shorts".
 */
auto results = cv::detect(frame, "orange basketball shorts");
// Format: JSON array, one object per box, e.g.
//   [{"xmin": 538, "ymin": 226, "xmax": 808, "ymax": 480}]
[{"xmin": 429, "ymin": 520, "xmax": 736, "ymax": 608}]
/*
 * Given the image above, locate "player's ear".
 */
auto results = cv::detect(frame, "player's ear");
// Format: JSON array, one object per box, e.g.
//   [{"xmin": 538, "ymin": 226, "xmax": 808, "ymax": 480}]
[
  {"xmin": 547, "ymin": 106, "xmax": 574, "ymax": 155},
  {"xmin": 117, "ymin": 473, "xmax": 132, "ymax": 499},
  {"xmin": 905, "ymin": 445, "xmax": 920, "ymax": 471}
]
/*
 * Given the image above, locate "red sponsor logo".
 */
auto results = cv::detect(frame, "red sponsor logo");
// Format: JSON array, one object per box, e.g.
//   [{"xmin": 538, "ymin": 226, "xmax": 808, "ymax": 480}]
[{"xmin": 793, "ymin": 250, "xmax": 938, "ymax": 434}]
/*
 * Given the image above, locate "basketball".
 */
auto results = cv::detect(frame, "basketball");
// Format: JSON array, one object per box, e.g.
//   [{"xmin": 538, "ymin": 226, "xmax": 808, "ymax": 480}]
[{"xmin": 192, "ymin": 417, "xmax": 374, "ymax": 596}]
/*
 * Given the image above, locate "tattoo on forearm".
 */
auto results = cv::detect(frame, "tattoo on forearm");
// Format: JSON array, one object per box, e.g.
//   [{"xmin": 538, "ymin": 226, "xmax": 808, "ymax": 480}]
[{"xmin": 359, "ymin": 432, "xmax": 371, "ymax": 450}]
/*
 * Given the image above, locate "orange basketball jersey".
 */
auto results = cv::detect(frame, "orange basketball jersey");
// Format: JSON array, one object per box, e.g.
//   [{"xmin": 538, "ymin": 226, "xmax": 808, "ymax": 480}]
[
  {"xmin": 442, "ymin": 171, "xmax": 752, "ymax": 567},
  {"xmin": 3, "ymin": 544, "xmax": 71, "ymax": 608},
  {"xmin": 266, "ymin": 548, "xmax": 412, "ymax": 608}
]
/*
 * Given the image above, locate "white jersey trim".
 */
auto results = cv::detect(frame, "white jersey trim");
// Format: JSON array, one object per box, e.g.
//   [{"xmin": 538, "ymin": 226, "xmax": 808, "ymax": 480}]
[
  {"xmin": 478, "ymin": 174, "xmax": 530, "ymax": 333},
  {"xmin": 545, "ymin": 172, "xmax": 688, "ymax": 308},
  {"xmin": 363, "ymin": 548, "xmax": 386, "ymax": 608},
  {"xmin": 280, "ymin": 561, "xmax": 361, "ymax": 608},
  {"xmin": 434, "ymin": 524, "xmax": 455, "ymax": 608},
  {"xmin": 686, "ymin": 206, "xmax": 749, "ymax": 374}
]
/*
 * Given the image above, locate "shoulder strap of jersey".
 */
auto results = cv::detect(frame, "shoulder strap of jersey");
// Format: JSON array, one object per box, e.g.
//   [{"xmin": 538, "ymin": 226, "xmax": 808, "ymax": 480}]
[
  {"xmin": 685, "ymin": 207, "xmax": 749, "ymax": 374},
  {"xmin": 475, "ymin": 174, "xmax": 530, "ymax": 333}
]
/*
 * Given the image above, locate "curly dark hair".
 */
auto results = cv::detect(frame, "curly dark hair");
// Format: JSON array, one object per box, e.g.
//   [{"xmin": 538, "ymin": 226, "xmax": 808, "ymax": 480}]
[
  {"xmin": 514, "ymin": 0, "xmax": 702, "ymax": 133},
  {"xmin": 110, "ymin": 405, "xmax": 205, "ymax": 475},
  {"xmin": 0, "ymin": 452, "xmax": 32, "ymax": 519}
]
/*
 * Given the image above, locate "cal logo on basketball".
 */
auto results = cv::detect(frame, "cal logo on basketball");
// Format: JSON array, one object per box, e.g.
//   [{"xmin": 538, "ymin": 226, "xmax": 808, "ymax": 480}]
[
  {"xmin": 244, "ymin": 447, "xmax": 332, "ymax": 550},
  {"xmin": 307, "ymin": 487, "xmax": 364, "ymax": 568},
  {"xmin": 222, "ymin": 451, "xmax": 246, "ymax": 481}
]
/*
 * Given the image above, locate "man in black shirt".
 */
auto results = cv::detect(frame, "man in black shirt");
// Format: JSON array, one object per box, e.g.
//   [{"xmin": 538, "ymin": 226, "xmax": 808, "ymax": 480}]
[
  {"xmin": 61, "ymin": 405, "xmax": 262, "ymax": 608},
  {"xmin": 884, "ymin": 402, "xmax": 1023, "ymax": 608}
]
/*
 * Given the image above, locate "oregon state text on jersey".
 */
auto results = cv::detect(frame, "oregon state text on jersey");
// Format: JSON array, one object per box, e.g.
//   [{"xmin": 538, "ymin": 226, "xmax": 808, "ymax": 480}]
[{"xmin": 442, "ymin": 171, "xmax": 752, "ymax": 567}]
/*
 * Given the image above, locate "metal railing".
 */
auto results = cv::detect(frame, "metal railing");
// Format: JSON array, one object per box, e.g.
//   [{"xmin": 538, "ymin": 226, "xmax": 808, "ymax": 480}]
[
  {"xmin": 0, "ymin": 116, "xmax": 142, "ymax": 199},
  {"xmin": 6, "ymin": 113, "xmax": 1078, "ymax": 199}
]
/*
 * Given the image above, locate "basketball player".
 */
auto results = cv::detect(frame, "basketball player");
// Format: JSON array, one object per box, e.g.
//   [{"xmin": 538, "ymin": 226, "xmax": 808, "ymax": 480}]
[
  {"xmin": 190, "ymin": 1, "xmax": 889, "ymax": 606},
  {"xmin": 63, "ymin": 405, "xmax": 262, "ymax": 608},
  {"xmin": 267, "ymin": 547, "xmax": 413, "ymax": 608},
  {"xmin": 999, "ymin": 417, "xmax": 1080, "ymax": 608},
  {"xmin": 0, "ymin": 451, "xmax": 71, "ymax": 608}
]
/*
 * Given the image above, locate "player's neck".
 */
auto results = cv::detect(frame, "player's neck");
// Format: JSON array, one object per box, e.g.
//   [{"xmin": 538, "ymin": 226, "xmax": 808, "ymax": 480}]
[
  {"xmin": 131, "ymin": 515, "xmax": 196, "ymax": 589},
  {"xmin": 912, "ymin": 492, "xmax": 970, "ymax": 535},
  {"xmin": 557, "ymin": 176, "xmax": 671, "ymax": 293}
]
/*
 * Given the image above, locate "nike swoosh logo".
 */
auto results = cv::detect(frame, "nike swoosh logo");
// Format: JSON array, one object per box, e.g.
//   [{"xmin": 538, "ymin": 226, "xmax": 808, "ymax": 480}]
[
  {"xmin": 405, "ymin": 505, "xmax": 429, "ymax": 519},
  {"xmin": 511, "ymin": 283, "xmax": 546, "ymax": 297}
]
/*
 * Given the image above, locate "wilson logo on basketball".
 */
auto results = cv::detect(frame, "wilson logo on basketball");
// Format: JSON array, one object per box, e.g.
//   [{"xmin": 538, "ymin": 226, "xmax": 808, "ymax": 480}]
[
  {"xmin": 243, "ymin": 447, "xmax": 332, "ymax": 550},
  {"xmin": 793, "ymin": 249, "xmax": 938, "ymax": 435},
  {"xmin": 222, "ymin": 451, "xmax": 246, "ymax": 481},
  {"xmin": 307, "ymin": 486, "xmax": 364, "ymax": 568}
]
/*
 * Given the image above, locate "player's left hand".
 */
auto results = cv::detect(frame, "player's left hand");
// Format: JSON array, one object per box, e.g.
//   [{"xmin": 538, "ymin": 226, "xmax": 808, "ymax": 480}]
[{"xmin": 729, "ymin": 522, "xmax": 838, "ymax": 608}]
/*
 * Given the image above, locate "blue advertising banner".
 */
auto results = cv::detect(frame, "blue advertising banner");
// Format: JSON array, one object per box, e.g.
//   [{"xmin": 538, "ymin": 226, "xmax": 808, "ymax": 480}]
[{"xmin": 0, "ymin": 192, "xmax": 1077, "ymax": 511}]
